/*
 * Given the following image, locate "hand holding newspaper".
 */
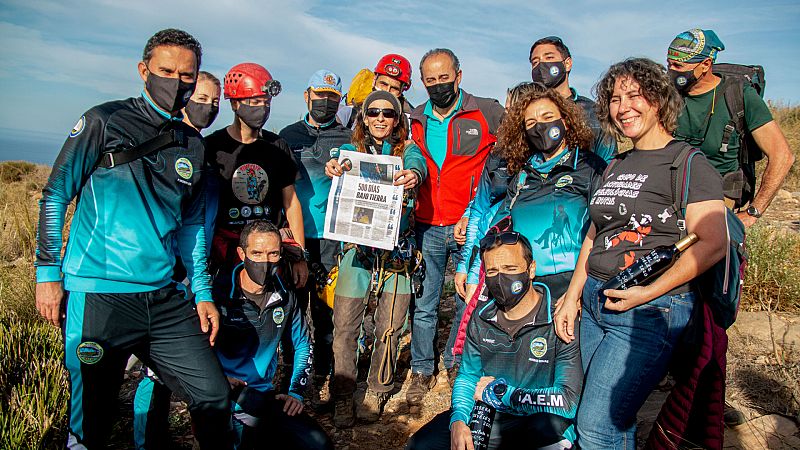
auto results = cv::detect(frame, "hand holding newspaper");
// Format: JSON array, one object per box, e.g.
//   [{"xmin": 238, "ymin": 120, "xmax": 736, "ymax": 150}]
[{"xmin": 324, "ymin": 150, "xmax": 405, "ymax": 250}]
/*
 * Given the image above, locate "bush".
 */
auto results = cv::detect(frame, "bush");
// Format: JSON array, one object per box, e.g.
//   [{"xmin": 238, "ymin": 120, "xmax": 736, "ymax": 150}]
[
  {"xmin": 740, "ymin": 224, "xmax": 800, "ymax": 312},
  {"xmin": 0, "ymin": 161, "xmax": 37, "ymax": 184}
]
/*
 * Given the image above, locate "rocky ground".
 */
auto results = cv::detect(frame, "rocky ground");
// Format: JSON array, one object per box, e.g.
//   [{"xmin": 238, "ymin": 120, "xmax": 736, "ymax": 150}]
[{"xmin": 110, "ymin": 190, "xmax": 800, "ymax": 449}]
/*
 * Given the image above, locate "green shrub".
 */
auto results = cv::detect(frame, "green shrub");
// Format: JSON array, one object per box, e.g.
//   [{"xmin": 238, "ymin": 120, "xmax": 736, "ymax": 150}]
[{"xmin": 741, "ymin": 224, "xmax": 800, "ymax": 312}]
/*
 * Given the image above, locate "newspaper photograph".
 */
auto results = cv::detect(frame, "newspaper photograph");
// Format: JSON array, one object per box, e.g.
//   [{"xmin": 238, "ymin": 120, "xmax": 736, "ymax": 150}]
[{"xmin": 323, "ymin": 150, "xmax": 404, "ymax": 250}]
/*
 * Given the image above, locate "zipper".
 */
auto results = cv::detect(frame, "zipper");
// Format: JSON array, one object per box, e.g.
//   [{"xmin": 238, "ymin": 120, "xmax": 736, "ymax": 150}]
[{"xmin": 469, "ymin": 175, "xmax": 475, "ymax": 199}]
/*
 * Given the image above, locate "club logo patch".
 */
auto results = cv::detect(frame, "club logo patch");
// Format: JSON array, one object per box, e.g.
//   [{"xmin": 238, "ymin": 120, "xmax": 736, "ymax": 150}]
[
  {"xmin": 530, "ymin": 337, "xmax": 548, "ymax": 358},
  {"xmin": 549, "ymin": 66, "xmax": 560, "ymax": 76},
  {"xmin": 555, "ymin": 175, "xmax": 573, "ymax": 188},
  {"xmin": 253, "ymin": 206, "xmax": 264, "ymax": 216},
  {"xmin": 241, "ymin": 206, "xmax": 252, "ymax": 218},
  {"xmin": 676, "ymin": 75, "xmax": 688, "ymax": 86},
  {"xmin": 69, "ymin": 116, "xmax": 86, "ymax": 138},
  {"xmin": 77, "ymin": 341, "xmax": 104, "ymax": 364},
  {"xmin": 548, "ymin": 126, "xmax": 561, "ymax": 141},
  {"xmin": 330, "ymin": 147, "xmax": 340, "ymax": 158},
  {"xmin": 273, "ymin": 307, "xmax": 285, "ymax": 324},
  {"xmin": 510, "ymin": 280, "xmax": 524, "ymax": 294},
  {"xmin": 324, "ymin": 74, "xmax": 336, "ymax": 85},
  {"xmin": 228, "ymin": 207, "xmax": 240, "ymax": 219},
  {"xmin": 232, "ymin": 164, "xmax": 269, "ymax": 204},
  {"xmin": 175, "ymin": 158, "xmax": 193, "ymax": 179}
]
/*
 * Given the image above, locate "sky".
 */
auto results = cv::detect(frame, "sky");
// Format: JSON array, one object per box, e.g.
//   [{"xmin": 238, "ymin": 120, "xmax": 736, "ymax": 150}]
[{"xmin": 0, "ymin": 0, "xmax": 798, "ymax": 164}]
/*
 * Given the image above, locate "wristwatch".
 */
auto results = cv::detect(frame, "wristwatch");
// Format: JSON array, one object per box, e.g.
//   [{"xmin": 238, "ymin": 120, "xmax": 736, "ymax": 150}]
[
  {"xmin": 301, "ymin": 248, "xmax": 311, "ymax": 262},
  {"xmin": 492, "ymin": 382, "xmax": 507, "ymax": 397},
  {"xmin": 745, "ymin": 205, "xmax": 762, "ymax": 218}
]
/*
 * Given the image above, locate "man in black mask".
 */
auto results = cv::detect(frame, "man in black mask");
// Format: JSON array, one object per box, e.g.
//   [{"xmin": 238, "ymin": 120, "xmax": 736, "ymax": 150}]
[
  {"xmin": 35, "ymin": 28, "xmax": 234, "ymax": 449},
  {"xmin": 407, "ymin": 231, "xmax": 582, "ymax": 450},
  {"xmin": 210, "ymin": 220, "xmax": 333, "ymax": 449},
  {"xmin": 279, "ymin": 70, "xmax": 351, "ymax": 411},
  {"xmin": 406, "ymin": 48, "xmax": 505, "ymax": 405},
  {"xmin": 205, "ymin": 62, "xmax": 308, "ymax": 290},
  {"xmin": 529, "ymin": 36, "xmax": 616, "ymax": 162}
]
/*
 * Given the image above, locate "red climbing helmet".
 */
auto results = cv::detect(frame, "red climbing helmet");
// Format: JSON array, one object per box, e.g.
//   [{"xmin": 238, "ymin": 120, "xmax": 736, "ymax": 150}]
[
  {"xmin": 374, "ymin": 54, "xmax": 412, "ymax": 91},
  {"xmin": 223, "ymin": 63, "xmax": 282, "ymax": 99}
]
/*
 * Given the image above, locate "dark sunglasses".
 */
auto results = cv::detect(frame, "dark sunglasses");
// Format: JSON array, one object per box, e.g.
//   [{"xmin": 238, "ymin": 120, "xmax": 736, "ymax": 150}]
[
  {"xmin": 479, "ymin": 231, "xmax": 522, "ymax": 250},
  {"xmin": 365, "ymin": 108, "xmax": 398, "ymax": 119}
]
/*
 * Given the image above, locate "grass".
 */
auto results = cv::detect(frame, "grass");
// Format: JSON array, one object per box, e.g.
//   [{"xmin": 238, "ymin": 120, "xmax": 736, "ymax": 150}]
[{"xmin": 740, "ymin": 224, "xmax": 800, "ymax": 312}]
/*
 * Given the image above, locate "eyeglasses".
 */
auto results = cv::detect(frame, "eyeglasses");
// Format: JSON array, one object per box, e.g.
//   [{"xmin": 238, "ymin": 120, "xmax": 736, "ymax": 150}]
[
  {"xmin": 365, "ymin": 108, "xmax": 398, "ymax": 119},
  {"xmin": 479, "ymin": 231, "xmax": 522, "ymax": 250}
]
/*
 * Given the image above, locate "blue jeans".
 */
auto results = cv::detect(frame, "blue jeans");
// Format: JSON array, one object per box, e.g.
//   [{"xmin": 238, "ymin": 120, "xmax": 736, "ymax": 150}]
[
  {"xmin": 577, "ymin": 276, "xmax": 695, "ymax": 450},
  {"xmin": 410, "ymin": 223, "xmax": 465, "ymax": 375}
]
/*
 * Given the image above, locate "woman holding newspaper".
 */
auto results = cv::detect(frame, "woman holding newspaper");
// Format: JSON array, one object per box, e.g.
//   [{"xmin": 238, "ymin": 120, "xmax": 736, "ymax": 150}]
[{"xmin": 324, "ymin": 90, "xmax": 427, "ymax": 428}]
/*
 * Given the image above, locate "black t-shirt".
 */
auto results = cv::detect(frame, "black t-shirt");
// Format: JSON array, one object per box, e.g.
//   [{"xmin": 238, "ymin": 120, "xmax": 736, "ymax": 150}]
[
  {"xmin": 206, "ymin": 128, "xmax": 297, "ymax": 231},
  {"xmin": 587, "ymin": 140, "xmax": 722, "ymax": 294}
]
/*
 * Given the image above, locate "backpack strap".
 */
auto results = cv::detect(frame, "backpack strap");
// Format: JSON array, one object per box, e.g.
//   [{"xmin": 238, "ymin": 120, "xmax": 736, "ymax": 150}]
[
  {"xmin": 719, "ymin": 76, "xmax": 746, "ymax": 159},
  {"xmin": 98, "ymin": 127, "xmax": 185, "ymax": 168},
  {"xmin": 670, "ymin": 145, "xmax": 704, "ymax": 238}
]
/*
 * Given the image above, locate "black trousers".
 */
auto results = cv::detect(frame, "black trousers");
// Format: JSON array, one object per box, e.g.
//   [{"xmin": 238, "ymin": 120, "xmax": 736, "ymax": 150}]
[
  {"xmin": 63, "ymin": 286, "xmax": 232, "ymax": 449},
  {"xmin": 406, "ymin": 410, "xmax": 573, "ymax": 450},
  {"xmin": 231, "ymin": 391, "xmax": 333, "ymax": 450}
]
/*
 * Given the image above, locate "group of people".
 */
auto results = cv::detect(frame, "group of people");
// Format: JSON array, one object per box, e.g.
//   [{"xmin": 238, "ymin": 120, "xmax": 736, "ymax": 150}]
[{"xmin": 34, "ymin": 25, "xmax": 793, "ymax": 450}]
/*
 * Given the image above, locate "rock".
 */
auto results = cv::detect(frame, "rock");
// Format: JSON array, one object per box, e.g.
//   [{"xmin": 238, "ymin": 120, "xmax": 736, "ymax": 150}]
[
  {"xmin": 723, "ymin": 414, "xmax": 800, "ymax": 449},
  {"xmin": 775, "ymin": 189, "xmax": 793, "ymax": 201},
  {"xmin": 729, "ymin": 311, "xmax": 800, "ymax": 350}
]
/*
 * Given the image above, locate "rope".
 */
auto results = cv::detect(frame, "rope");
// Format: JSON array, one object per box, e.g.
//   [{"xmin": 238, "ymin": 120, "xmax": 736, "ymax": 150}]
[{"xmin": 377, "ymin": 274, "xmax": 400, "ymax": 386}]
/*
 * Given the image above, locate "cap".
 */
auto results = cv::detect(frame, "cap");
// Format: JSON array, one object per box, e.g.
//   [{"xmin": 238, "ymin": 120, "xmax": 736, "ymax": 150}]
[
  {"xmin": 307, "ymin": 69, "xmax": 342, "ymax": 96},
  {"xmin": 667, "ymin": 28, "xmax": 725, "ymax": 63}
]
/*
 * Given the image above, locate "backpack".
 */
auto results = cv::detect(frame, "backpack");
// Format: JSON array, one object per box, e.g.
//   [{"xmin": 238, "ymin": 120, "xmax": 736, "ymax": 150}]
[
  {"xmin": 713, "ymin": 63, "xmax": 766, "ymax": 208},
  {"xmin": 671, "ymin": 145, "xmax": 747, "ymax": 329}
]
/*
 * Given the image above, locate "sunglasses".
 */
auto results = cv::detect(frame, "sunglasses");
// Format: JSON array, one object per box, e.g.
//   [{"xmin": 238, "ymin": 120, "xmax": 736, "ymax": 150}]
[
  {"xmin": 479, "ymin": 231, "xmax": 522, "ymax": 250},
  {"xmin": 365, "ymin": 108, "xmax": 398, "ymax": 119}
]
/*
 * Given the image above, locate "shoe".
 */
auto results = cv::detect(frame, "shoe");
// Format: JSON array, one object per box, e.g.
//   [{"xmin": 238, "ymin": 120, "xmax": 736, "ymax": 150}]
[
  {"xmin": 447, "ymin": 365, "xmax": 460, "ymax": 389},
  {"xmin": 310, "ymin": 375, "xmax": 331, "ymax": 412},
  {"xmin": 723, "ymin": 403, "xmax": 746, "ymax": 427},
  {"xmin": 406, "ymin": 372, "xmax": 436, "ymax": 406},
  {"xmin": 357, "ymin": 389, "xmax": 389, "ymax": 422},
  {"xmin": 333, "ymin": 394, "xmax": 355, "ymax": 428}
]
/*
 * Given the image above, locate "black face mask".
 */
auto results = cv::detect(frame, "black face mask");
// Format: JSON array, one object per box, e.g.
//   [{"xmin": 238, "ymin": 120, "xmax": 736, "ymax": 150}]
[
  {"xmin": 146, "ymin": 71, "xmax": 196, "ymax": 113},
  {"xmin": 668, "ymin": 68, "xmax": 698, "ymax": 93},
  {"xmin": 531, "ymin": 61, "xmax": 567, "ymax": 88},
  {"xmin": 243, "ymin": 257, "xmax": 278, "ymax": 287},
  {"xmin": 309, "ymin": 98, "xmax": 339, "ymax": 124},
  {"xmin": 236, "ymin": 104, "xmax": 270, "ymax": 130},
  {"xmin": 526, "ymin": 119, "xmax": 566, "ymax": 156},
  {"xmin": 485, "ymin": 271, "xmax": 531, "ymax": 311},
  {"xmin": 426, "ymin": 81, "xmax": 458, "ymax": 109},
  {"xmin": 184, "ymin": 100, "xmax": 219, "ymax": 130}
]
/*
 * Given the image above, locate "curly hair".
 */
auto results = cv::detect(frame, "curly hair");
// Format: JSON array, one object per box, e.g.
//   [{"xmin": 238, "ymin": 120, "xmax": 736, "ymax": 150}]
[
  {"xmin": 497, "ymin": 88, "xmax": 593, "ymax": 175},
  {"xmin": 593, "ymin": 57, "xmax": 684, "ymax": 142},
  {"xmin": 143, "ymin": 28, "xmax": 202, "ymax": 68},
  {"xmin": 351, "ymin": 108, "xmax": 409, "ymax": 157}
]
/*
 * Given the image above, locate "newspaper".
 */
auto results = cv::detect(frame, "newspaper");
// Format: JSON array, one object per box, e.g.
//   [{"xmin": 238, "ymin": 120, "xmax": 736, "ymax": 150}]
[{"xmin": 323, "ymin": 150, "xmax": 404, "ymax": 251}]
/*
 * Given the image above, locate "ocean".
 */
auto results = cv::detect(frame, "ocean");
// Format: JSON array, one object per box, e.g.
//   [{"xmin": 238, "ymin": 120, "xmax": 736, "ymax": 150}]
[{"xmin": 0, "ymin": 128, "xmax": 65, "ymax": 165}]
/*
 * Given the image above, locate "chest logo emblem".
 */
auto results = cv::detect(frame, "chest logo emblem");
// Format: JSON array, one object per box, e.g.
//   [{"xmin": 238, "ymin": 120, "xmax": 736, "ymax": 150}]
[
  {"xmin": 273, "ymin": 306, "xmax": 285, "ymax": 324},
  {"xmin": 530, "ymin": 337, "xmax": 548, "ymax": 358},
  {"xmin": 175, "ymin": 158, "xmax": 193, "ymax": 179},
  {"xmin": 555, "ymin": 175, "xmax": 573, "ymax": 188},
  {"xmin": 232, "ymin": 163, "xmax": 269, "ymax": 204}
]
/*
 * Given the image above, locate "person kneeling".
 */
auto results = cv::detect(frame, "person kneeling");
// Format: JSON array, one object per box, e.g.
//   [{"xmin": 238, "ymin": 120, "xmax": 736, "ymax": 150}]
[
  {"xmin": 407, "ymin": 231, "xmax": 581, "ymax": 450},
  {"xmin": 215, "ymin": 220, "xmax": 333, "ymax": 450}
]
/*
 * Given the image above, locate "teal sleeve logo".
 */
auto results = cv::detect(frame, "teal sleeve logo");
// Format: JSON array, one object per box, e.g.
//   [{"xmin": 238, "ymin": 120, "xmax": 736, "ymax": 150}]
[
  {"xmin": 69, "ymin": 116, "xmax": 86, "ymax": 138},
  {"xmin": 77, "ymin": 341, "xmax": 104, "ymax": 364}
]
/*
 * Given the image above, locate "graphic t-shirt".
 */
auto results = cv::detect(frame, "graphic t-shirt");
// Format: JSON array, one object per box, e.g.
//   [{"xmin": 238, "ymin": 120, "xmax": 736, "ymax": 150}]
[
  {"xmin": 675, "ymin": 79, "xmax": 772, "ymax": 174},
  {"xmin": 587, "ymin": 141, "xmax": 722, "ymax": 294},
  {"xmin": 206, "ymin": 128, "xmax": 297, "ymax": 231}
]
